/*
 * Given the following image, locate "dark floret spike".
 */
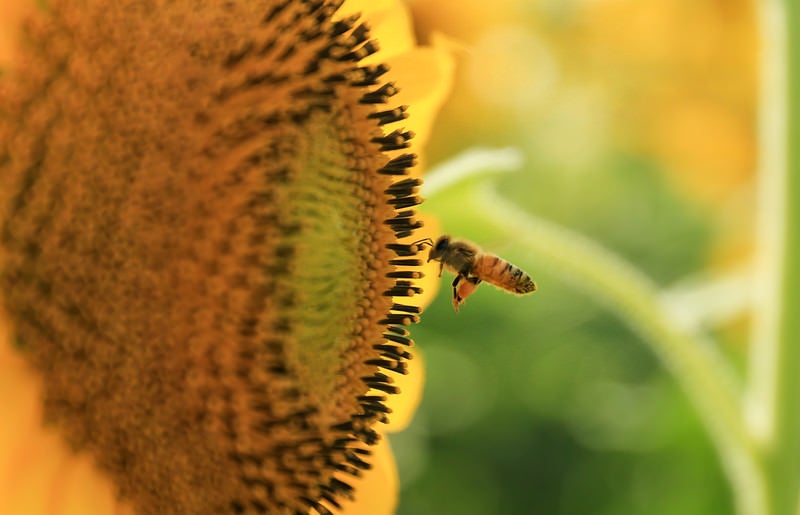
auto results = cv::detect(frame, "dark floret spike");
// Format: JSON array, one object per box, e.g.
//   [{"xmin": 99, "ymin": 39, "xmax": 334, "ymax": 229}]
[
  {"xmin": 350, "ymin": 23, "xmax": 371, "ymax": 45},
  {"xmin": 378, "ymin": 153, "xmax": 417, "ymax": 174},
  {"xmin": 363, "ymin": 371, "xmax": 392, "ymax": 383},
  {"xmin": 326, "ymin": 0, "xmax": 346, "ymax": 14},
  {"xmin": 368, "ymin": 105, "xmax": 409, "ymax": 126},
  {"xmin": 367, "ymin": 359, "xmax": 408, "ymax": 374},
  {"xmin": 384, "ymin": 281, "xmax": 422, "ymax": 297},
  {"xmin": 386, "ymin": 325, "xmax": 409, "ymax": 336},
  {"xmin": 311, "ymin": 1, "xmax": 334, "ymax": 25},
  {"xmin": 349, "ymin": 63, "xmax": 390, "ymax": 86},
  {"xmin": 397, "ymin": 279, "xmax": 423, "ymax": 293},
  {"xmin": 359, "ymin": 82, "xmax": 398, "ymax": 104},
  {"xmin": 386, "ymin": 270, "xmax": 422, "ymax": 279},
  {"xmin": 378, "ymin": 313, "xmax": 419, "ymax": 326},
  {"xmin": 345, "ymin": 452, "xmax": 372, "ymax": 470},
  {"xmin": 360, "ymin": 399, "xmax": 392, "ymax": 414},
  {"xmin": 357, "ymin": 395, "xmax": 387, "ymax": 403},
  {"xmin": 391, "ymin": 303, "xmax": 422, "ymax": 314},
  {"xmin": 371, "ymin": 129, "xmax": 413, "ymax": 151},
  {"xmin": 388, "ymin": 258, "xmax": 421, "ymax": 267},
  {"xmin": 331, "ymin": 421, "xmax": 354, "ymax": 432},
  {"xmin": 383, "ymin": 215, "xmax": 418, "ymax": 227},
  {"xmin": 340, "ymin": 40, "xmax": 380, "ymax": 62},
  {"xmin": 385, "ymin": 244, "xmax": 416, "ymax": 256},
  {"xmin": 387, "ymin": 195, "xmax": 422, "ymax": 209},
  {"xmin": 361, "ymin": 377, "xmax": 399, "ymax": 394},
  {"xmin": 330, "ymin": 15, "xmax": 358, "ymax": 37},
  {"xmin": 359, "ymin": 428, "xmax": 381, "ymax": 445},
  {"xmin": 384, "ymin": 177, "xmax": 421, "ymax": 196},
  {"xmin": 333, "ymin": 463, "xmax": 363, "ymax": 477},
  {"xmin": 351, "ymin": 411, "xmax": 381, "ymax": 425},
  {"xmin": 330, "ymin": 437, "xmax": 359, "ymax": 450},
  {"xmin": 329, "ymin": 478, "xmax": 355, "ymax": 495},
  {"xmin": 382, "ymin": 332, "xmax": 414, "ymax": 346},
  {"xmin": 373, "ymin": 344, "xmax": 411, "ymax": 360},
  {"xmin": 390, "ymin": 218, "xmax": 422, "ymax": 236},
  {"xmin": 364, "ymin": 357, "xmax": 396, "ymax": 369},
  {"xmin": 320, "ymin": 491, "xmax": 342, "ymax": 510},
  {"xmin": 382, "ymin": 285, "xmax": 415, "ymax": 297},
  {"xmin": 388, "ymin": 153, "xmax": 417, "ymax": 167},
  {"xmin": 388, "ymin": 220, "xmax": 417, "ymax": 235},
  {"xmin": 381, "ymin": 351, "xmax": 411, "ymax": 363},
  {"xmin": 378, "ymin": 166, "xmax": 409, "ymax": 176},
  {"xmin": 311, "ymin": 500, "xmax": 335, "ymax": 515}
]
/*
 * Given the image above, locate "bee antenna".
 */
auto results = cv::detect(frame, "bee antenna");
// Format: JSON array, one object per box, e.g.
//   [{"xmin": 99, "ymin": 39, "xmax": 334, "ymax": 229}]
[{"xmin": 411, "ymin": 238, "xmax": 434, "ymax": 248}]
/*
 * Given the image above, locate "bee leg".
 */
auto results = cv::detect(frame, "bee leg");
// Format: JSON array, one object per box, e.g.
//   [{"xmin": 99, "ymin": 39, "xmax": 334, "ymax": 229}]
[
  {"xmin": 451, "ymin": 274, "xmax": 465, "ymax": 312},
  {"xmin": 452, "ymin": 276, "xmax": 482, "ymax": 313},
  {"xmin": 438, "ymin": 261, "xmax": 444, "ymax": 278}
]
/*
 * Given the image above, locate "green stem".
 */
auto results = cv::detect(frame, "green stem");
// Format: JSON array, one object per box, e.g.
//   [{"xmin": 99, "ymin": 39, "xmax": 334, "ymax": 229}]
[
  {"xmin": 476, "ymin": 184, "xmax": 767, "ymax": 515},
  {"xmin": 749, "ymin": 0, "xmax": 800, "ymax": 513}
]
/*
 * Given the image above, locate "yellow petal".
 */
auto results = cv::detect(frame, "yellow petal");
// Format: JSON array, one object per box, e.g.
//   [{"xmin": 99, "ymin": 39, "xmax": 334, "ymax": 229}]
[
  {"xmin": 1, "ymin": 428, "xmax": 66, "ymax": 515},
  {"xmin": 336, "ymin": 436, "xmax": 398, "ymax": 515},
  {"xmin": 383, "ymin": 347, "xmax": 425, "ymax": 432},
  {"xmin": 0, "ymin": 344, "xmax": 66, "ymax": 515},
  {"xmin": 57, "ymin": 454, "xmax": 135, "ymax": 515},
  {"xmin": 0, "ymin": 333, "xmax": 39, "ymax": 481},
  {"xmin": 340, "ymin": 0, "xmax": 415, "ymax": 61},
  {"xmin": 385, "ymin": 37, "xmax": 455, "ymax": 154},
  {"xmin": 340, "ymin": 1, "xmax": 456, "ymax": 157},
  {"xmin": 0, "ymin": 319, "xmax": 130, "ymax": 515}
]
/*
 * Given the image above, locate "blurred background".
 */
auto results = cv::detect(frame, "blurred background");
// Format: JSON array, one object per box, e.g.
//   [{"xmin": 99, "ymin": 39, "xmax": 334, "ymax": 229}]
[{"xmin": 393, "ymin": 0, "xmax": 756, "ymax": 513}]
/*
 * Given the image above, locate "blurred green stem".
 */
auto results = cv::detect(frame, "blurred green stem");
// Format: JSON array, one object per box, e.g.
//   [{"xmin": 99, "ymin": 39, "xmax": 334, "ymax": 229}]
[
  {"xmin": 750, "ymin": 0, "xmax": 800, "ymax": 514},
  {"xmin": 476, "ymin": 184, "xmax": 767, "ymax": 515}
]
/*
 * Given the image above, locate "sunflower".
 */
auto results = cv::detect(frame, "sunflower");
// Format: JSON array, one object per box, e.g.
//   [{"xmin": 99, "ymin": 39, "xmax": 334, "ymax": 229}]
[{"xmin": 0, "ymin": 1, "xmax": 452, "ymax": 514}]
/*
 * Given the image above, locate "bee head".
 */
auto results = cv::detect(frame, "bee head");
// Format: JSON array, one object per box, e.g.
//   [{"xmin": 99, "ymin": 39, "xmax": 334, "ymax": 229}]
[{"xmin": 427, "ymin": 235, "xmax": 451, "ymax": 262}]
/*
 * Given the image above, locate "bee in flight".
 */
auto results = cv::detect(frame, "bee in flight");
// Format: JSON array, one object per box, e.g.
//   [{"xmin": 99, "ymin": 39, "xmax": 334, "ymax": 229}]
[{"xmin": 416, "ymin": 235, "xmax": 537, "ymax": 312}]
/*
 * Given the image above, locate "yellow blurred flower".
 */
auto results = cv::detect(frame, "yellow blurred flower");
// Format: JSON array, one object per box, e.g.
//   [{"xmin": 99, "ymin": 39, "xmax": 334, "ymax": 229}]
[
  {"xmin": 406, "ymin": 0, "xmax": 756, "ymax": 204},
  {"xmin": 577, "ymin": 0, "xmax": 757, "ymax": 203},
  {"xmin": 0, "ymin": 1, "xmax": 451, "ymax": 514}
]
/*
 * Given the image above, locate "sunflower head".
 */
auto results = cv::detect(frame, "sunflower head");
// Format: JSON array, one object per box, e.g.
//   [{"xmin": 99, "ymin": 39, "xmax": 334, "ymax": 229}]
[{"xmin": 0, "ymin": 1, "xmax": 427, "ymax": 513}]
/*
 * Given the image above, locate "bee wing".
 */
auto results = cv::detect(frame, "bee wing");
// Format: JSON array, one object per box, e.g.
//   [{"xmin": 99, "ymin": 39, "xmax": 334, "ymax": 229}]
[{"xmin": 453, "ymin": 245, "xmax": 477, "ymax": 260}]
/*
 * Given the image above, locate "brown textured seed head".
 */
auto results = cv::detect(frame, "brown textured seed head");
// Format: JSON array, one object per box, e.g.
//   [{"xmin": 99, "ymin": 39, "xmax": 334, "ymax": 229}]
[{"xmin": 0, "ymin": 1, "xmax": 425, "ymax": 514}]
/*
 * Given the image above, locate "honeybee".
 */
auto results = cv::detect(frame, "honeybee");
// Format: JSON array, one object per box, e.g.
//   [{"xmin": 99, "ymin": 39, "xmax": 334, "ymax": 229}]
[{"xmin": 417, "ymin": 235, "xmax": 537, "ymax": 312}]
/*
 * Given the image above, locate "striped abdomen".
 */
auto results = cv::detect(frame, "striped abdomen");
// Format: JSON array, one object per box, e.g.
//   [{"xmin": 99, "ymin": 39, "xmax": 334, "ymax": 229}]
[{"xmin": 472, "ymin": 254, "xmax": 537, "ymax": 295}]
